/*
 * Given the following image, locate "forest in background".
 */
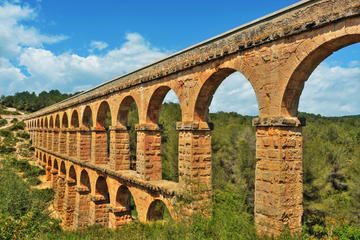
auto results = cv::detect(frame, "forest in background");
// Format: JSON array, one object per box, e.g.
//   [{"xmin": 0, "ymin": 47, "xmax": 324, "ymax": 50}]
[
  {"xmin": 0, "ymin": 90, "xmax": 78, "ymax": 113},
  {"xmin": 0, "ymin": 91, "xmax": 360, "ymax": 239}
]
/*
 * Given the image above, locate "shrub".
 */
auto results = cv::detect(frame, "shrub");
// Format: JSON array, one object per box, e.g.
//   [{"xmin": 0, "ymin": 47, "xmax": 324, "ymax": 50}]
[
  {"xmin": 9, "ymin": 121, "xmax": 26, "ymax": 131},
  {"xmin": 0, "ymin": 129, "xmax": 12, "ymax": 138},
  {"xmin": 0, "ymin": 119, "xmax": 7, "ymax": 127},
  {"xmin": 17, "ymin": 131, "xmax": 30, "ymax": 139},
  {"xmin": 11, "ymin": 118, "xmax": 18, "ymax": 124}
]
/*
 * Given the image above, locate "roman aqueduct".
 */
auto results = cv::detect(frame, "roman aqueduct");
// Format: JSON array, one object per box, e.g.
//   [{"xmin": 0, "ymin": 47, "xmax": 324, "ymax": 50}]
[{"xmin": 24, "ymin": 0, "xmax": 360, "ymax": 236}]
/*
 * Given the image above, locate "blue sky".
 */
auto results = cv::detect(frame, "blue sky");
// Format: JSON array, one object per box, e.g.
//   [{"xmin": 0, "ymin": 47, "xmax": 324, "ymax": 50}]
[{"xmin": 1, "ymin": 0, "xmax": 360, "ymax": 116}]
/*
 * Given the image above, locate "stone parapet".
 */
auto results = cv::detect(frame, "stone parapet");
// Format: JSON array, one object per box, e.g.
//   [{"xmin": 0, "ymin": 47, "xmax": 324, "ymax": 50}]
[
  {"xmin": 25, "ymin": 0, "xmax": 360, "ymax": 120},
  {"xmin": 35, "ymin": 146, "xmax": 181, "ymax": 196}
]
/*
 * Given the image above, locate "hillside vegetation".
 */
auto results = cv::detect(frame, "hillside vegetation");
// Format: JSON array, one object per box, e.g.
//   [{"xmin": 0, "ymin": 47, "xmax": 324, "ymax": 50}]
[{"xmin": 0, "ymin": 92, "xmax": 360, "ymax": 239}]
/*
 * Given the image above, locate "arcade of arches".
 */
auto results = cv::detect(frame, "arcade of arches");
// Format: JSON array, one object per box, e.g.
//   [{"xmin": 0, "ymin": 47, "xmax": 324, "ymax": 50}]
[{"xmin": 24, "ymin": 0, "xmax": 360, "ymax": 236}]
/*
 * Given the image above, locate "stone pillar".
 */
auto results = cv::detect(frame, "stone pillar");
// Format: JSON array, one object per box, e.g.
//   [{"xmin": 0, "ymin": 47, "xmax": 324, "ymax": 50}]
[
  {"xmin": 135, "ymin": 123, "xmax": 161, "ymax": 181},
  {"xmin": 59, "ymin": 129, "xmax": 67, "ymax": 155},
  {"xmin": 252, "ymin": 117, "xmax": 304, "ymax": 237},
  {"xmin": 78, "ymin": 127, "xmax": 92, "ymax": 161},
  {"xmin": 90, "ymin": 195, "xmax": 110, "ymax": 227},
  {"xmin": 46, "ymin": 165, "xmax": 52, "ymax": 181},
  {"xmin": 48, "ymin": 129, "xmax": 53, "ymax": 151},
  {"xmin": 109, "ymin": 205, "xmax": 132, "ymax": 228},
  {"xmin": 74, "ymin": 185, "xmax": 91, "ymax": 228},
  {"xmin": 91, "ymin": 127, "xmax": 108, "ymax": 165},
  {"xmin": 63, "ymin": 178, "xmax": 77, "ymax": 228},
  {"xmin": 109, "ymin": 126, "xmax": 131, "ymax": 171},
  {"xmin": 177, "ymin": 122, "xmax": 212, "ymax": 213},
  {"xmin": 54, "ymin": 174, "xmax": 66, "ymax": 213},
  {"xmin": 34, "ymin": 130, "xmax": 37, "ymax": 146},
  {"xmin": 53, "ymin": 128, "xmax": 59, "ymax": 152},
  {"xmin": 43, "ymin": 129, "xmax": 47, "ymax": 148},
  {"xmin": 51, "ymin": 169, "xmax": 58, "ymax": 190},
  {"xmin": 38, "ymin": 129, "xmax": 43, "ymax": 148},
  {"xmin": 67, "ymin": 128, "xmax": 78, "ymax": 158}
]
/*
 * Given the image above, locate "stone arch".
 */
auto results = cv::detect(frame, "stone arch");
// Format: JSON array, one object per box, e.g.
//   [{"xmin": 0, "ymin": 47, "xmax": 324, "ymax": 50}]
[
  {"xmin": 281, "ymin": 34, "xmax": 360, "ymax": 117},
  {"xmin": 78, "ymin": 106, "xmax": 92, "ymax": 161},
  {"xmin": 44, "ymin": 117, "xmax": 48, "ymax": 128},
  {"xmin": 62, "ymin": 112, "xmax": 69, "ymax": 128},
  {"xmin": 113, "ymin": 96, "xmax": 140, "ymax": 171},
  {"xmin": 60, "ymin": 161, "xmax": 66, "ymax": 176},
  {"xmin": 42, "ymin": 153, "xmax": 46, "ymax": 166},
  {"xmin": 82, "ymin": 106, "xmax": 93, "ymax": 129},
  {"xmin": 41, "ymin": 118, "xmax": 43, "ymax": 128},
  {"xmin": 55, "ymin": 114, "xmax": 60, "ymax": 128},
  {"xmin": 146, "ymin": 86, "xmax": 182, "ymax": 124},
  {"xmin": 117, "ymin": 96, "xmax": 139, "ymax": 127},
  {"xmin": 113, "ymin": 185, "xmax": 136, "ymax": 225},
  {"xmin": 55, "ymin": 161, "xmax": 67, "ymax": 214},
  {"xmin": 64, "ymin": 165, "xmax": 77, "ymax": 227},
  {"xmin": 194, "ymin": 68, "xmax": 256, "ymax": 122},
  {"xmin": 75, "ymin": 169, "xmax": 91, "ymax": 228},
  {"xmin": 46, "ymin": 156, "xmax": 52, "ymax": 181},
  {"xmin": 52, "ymin": 159, "xmax": 59, "ymax": 190},
  {"xmin": 95, "ymin": 101, "xmax": 112, "ymax": 164},
  {"xmin": 71, "ymin": 110, "xmax": 79, "ymax": 128},
  {"xmin": 68, "ymin": 110, "xmax": 79, "ymax": 157},
  {"xmin": 146, "ymin": 199, "xmax": 172, "ymax": 221},
  {"xmin": 94, "ymin": 176, "xmax": 110, "ymax": 226},
  {"xmin": 49, "ymin": 116, "xmax": 54, "ymax": 128},
  {"xmin": 69, "ymin": 165, "xmax": 77, "ymax": 184},
  {"xmin": 96, "ymin": 101, "xmax": 112, "ymax": 129}
]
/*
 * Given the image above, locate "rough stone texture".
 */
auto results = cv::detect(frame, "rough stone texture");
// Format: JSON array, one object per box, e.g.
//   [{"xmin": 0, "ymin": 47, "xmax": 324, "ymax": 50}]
[
  {"xmin": 78, "ymin": 130, "xmax": 91, "ymax": 161},
  {"xmin": 24, "ymin": 0, "xmax": 360, "ymax": 236},
  {"xmin": 63, "ymin": 180, "xmax": 77, "ymax": 228},
  {"xmin": 109, "ymin": 126, "xmax": 131, "ymax": 171},
  {"xmin": 136, "ymin": 124, "xmax": 162, "ymax": 181},
  {"xmin": 255, "ymin": 123, "xmax": 303, "ymax": 236},
  {"xmin": 67, "ymin": 129, "xmax": 78, "ymax": 157}
]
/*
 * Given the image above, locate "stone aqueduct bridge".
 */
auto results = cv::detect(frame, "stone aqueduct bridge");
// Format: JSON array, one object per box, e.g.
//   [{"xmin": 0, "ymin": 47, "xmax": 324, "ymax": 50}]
[{"xmin": 23, "ymin": 0, "xmax": 360, "ymax": 236}]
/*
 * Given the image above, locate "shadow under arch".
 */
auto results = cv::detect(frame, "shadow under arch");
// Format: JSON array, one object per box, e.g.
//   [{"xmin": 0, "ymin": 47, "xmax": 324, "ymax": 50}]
[
  {"xmin": 146, "ymin": 199, "xmax": 172, "ymax": 221},
  {"xmin": 146, "ymin": 86, "xmax": 183, "ymax": 124},
  {"xmin": 145, "ymin": 86, "xmax": 183, "ymax": 182},
  {"xmin": 69, "ymin": 110, "xmax": 79, "ymax": 157},
  {"xmin": 71, "ymin": 110, "xmax": 79, "ymax": 128},
  {"xmin": 94, "ymin": 176, "xmax": 110, "ymax": 226},
  {"xmin": 96, "ymin": 101, "xmax": 111, "ymax": 130},
  {"xmin": 194, "ymin": 68, "xmax": 257, "ymax": 122},
  {"xmin": 114, "ymin": 185, "xmax": 138, "ymax": 225},
  {"xmin": 76, "ymin": 170, "xmax": 92, "ymax": 228},
  {"xmin": 62, "ymin": 112, "xmax": 69, "ymax": 128},
  {"xmin": 55, "ymin": 114, "xmax": 60, "ymax": 128},
  {"xmin": 281, "ymin": 34, "xmax": 360, "ymax": 117},
  {"xmin": 49, "ymin": 116, "xmax": 54, "ymax": 128},
  {"xmin": 52, "ymin": 159, "xmax": 59, "ymax": 191},
  {"xmin": 64, "ymin": 165, "xmax": 77, "ymax": 227},
  {"xmin": 82, "ymin": 106, "xmax": 93, "ymax": 129},
  {"xmin": 46, "ymin": 157, "xmax": 52, "ymax": 181},
  {"xmin": 55, "ymin": 161, "xmax": 67, "ymax": 213},
  {"xmin": 95, "ymin": 101, "xmax": 112, "ymax": 164},
  {"xmin": 116, "ymin": 96, "xmax": 139, "ymax": 171}
]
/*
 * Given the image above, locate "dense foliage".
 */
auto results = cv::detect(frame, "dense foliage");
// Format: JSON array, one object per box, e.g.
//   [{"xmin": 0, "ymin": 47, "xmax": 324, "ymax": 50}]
[
  {"xmin": 0, "ymin": 91, "xmax": 360, "ymax": 239},
  {"xmin": 0, "ymin": 90, "xmax": 77, "ymax": 113}
]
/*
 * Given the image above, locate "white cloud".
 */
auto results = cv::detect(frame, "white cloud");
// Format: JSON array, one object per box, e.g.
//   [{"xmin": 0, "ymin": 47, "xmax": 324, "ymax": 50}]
[
  {"xmin": 299, "ymin": 63, "xmax": 360, "ymax": 116},
  {"xmin": 16, "ymin": 33, "xmax": 168, "ymax": 93},
  {"xmin": 209, "ymin": 72, "xmax": 258, "ymax": 116},
  {"xmin": 90, "ymin": 41, "xmax": 108, "ymax": 51},
  {"xmin": 0, "ymin": 2, "xmax": 66, "ymax": 58}
]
